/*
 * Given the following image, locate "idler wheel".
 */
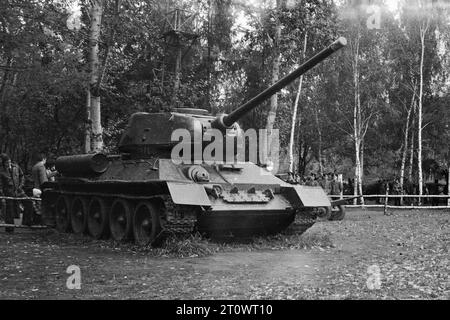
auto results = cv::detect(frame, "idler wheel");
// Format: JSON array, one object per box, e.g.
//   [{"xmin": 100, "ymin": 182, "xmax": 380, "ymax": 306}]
[
  {"xmin": 87, "ymin": 197, "xmax": 109, "ymax": 239},
  {"xmin": 109, "ymin": 199, "xmax": 133, "ymax": 241},
  {"xmin": 133, "ymin": 201, "xmax": 161, "ymax": 246},
  {"xmin": 55, "ymin": 195, "xmax": 71, "ymax": 232},
  {"xmin": 70, "ymin": 197, "xmax": 88, "ymax": 234},
  {"xmin": 317, "ymin": 206, "xmax": 332, "ymax": 219},
  {"xmin": 328, "ymin": 205, "xmax": 346, "ymax": 221}
]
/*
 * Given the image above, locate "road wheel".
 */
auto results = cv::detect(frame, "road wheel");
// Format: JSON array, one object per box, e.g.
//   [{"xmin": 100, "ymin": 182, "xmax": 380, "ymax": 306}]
[
  {"xmin": 109, "ymin": 199, "xmax": 133, "ymax": 241},
  {"xmin": 55, "ymin": 195, "xmax": 71, "ymax": 232},
  {"xmin": 329, "ymin": 205, "xmax": 346, "ymax": 221},
  {"xmin": 87, "ymin": 197, "xmax": 109, "ymax": 239},
  {"xmin": 133, "ymin": 201, "xmax": 162, "ymax": 246},
  {"xmin": 317, "ymin": 206, "xmax": 332, "ymax": 219},
  {"xmin": 70, "ymin": 197, "xmax": 88, "ymax": 234}
]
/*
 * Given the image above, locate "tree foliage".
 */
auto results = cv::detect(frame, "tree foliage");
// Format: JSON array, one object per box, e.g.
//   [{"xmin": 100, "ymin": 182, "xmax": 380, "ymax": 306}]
[{"xmin": 0, "ymin": 0, "xmax": 448, "ymax": 186}]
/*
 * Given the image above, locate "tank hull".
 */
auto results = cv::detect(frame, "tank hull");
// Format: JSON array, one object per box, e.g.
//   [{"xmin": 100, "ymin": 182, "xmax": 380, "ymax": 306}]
[{"xmin": 42, "ymin": 157, "xmax": 331, "ymax": 244}]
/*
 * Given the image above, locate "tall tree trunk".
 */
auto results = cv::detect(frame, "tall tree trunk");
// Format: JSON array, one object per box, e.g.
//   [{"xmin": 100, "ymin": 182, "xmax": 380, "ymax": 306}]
[
  {"xmin": 417, "ymin": 21, "xmax": 428, "ymax": 203},
  {"xmin": 288, "ymin": 32, "xmax": 307, "ymax": 174},
  {"xmin": 206, "ymin": 0, "xmax": 212, "ymax": 111},
  {"xmin": 84, "ymin": 89, "xmax": 91, "ymax": 153},
  {"xmin": 359, "ymin": 137, "xmax": 364, "ymax": 204},
  {"xmin": 408, "ymin": 118, "xmax": 415, "ymax": 183},
  {"xmin": 352, "ymin": 32, "xmax": 362, "ymax": 204},
  {"xmin": 354, "ymin": 138, "xmax": 361, "ymax": 203},
  {"xmin": 89, "ymin": 0, "xmax": 104, "ymax": 152},
  {"xmin": 314, "ymin": 106, "xmax": 323, "ymax": 175},
  {"xmin": 399, "ymin": 89, "xmax": 416, "ymax": 204},
  {"xmin": 0, "ymin": 57, "xmax": 12, "ymax": 109},
  {"xmin": 174, "ymin": 46, "xmax": 182, "ymax": 94},
  {"xmin": 265, "ymin": 0, "xmax": 283, "ymax": 161},
  {"xmin": 447, "ymin": 164, "xmax": 450, "ymax": 206}
]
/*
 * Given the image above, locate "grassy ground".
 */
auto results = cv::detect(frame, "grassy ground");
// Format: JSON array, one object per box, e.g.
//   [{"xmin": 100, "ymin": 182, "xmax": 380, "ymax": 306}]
[{"xmin": 0, "ymin": 208, "xmax": 448, "ymax": 299}]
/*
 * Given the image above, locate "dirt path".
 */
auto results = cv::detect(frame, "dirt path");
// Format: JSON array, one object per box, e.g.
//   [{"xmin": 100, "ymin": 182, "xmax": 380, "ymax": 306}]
[{"xmin": 0, "ymin": 208, "xmax": 449, "ymax": 299}]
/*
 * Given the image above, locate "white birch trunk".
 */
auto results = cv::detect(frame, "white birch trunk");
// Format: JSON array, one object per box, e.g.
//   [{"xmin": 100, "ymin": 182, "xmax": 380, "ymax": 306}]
[
  {"xmin": 265, "ymin": 0, "xmax": 282, "ymax": 162},
  {"xmin": 447, "ymin": 164, "xmax": 450, "ymax": 206},
  {"xmin": 352, "ymin": 33, "xmax": 361, "ymax": 205},
  {"xmin": 359, "ymin": 138, "xmax": 364, "ymax": 205},
  {"xmin": 408, "ymin": 114, "xmax": 415, "ymax": 183},
  {"xmin": 314, "ymin": 107, "xmax": 323, "ymax": 175},
  {"xmin": 417, "ymin": 21, "xmax": 428, "ymax": 203},
  {"xmin": 288, "ymin": 32, "xmax": 307, "ymax": 173},
  {"xmin": 399, "ymin": 90, "xmax": 415, "ymax": 204},
  {"xmin": 89, "ymin": 0, "xmax": 103, "ymax": 152}
]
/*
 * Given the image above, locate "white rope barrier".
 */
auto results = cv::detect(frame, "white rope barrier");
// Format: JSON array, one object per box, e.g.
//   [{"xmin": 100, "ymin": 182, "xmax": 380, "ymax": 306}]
[
  {"xmin": 346, "ymin": 205, "xmax": 450, "ymax": 209},
  {"xmin": 0, "ymin": 196, "xmax": 41, "ymax": 201},
  {"xmin": 0, "ymin": 223, "xmax": 47, "ymax": 229},
  {"xmin": 336, "ymin": 194, "xmax": 450, "ymax": 209},
  {"xmin": 337, "ymin": 194, "xmax": 450, "ymax": 198}
]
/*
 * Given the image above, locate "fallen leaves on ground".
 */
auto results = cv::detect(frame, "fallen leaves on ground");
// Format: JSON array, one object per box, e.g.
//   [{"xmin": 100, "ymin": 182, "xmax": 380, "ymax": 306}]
[{"xmin": 0, "ymin": 209, "xmax": 448, "ymax": 299}]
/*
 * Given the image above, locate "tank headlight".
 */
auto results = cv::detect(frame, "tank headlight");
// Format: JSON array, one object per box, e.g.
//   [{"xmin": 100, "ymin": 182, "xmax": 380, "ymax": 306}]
[{"xmin": 187, "ymin": 165, "xmax": 210, "ymax": 182}]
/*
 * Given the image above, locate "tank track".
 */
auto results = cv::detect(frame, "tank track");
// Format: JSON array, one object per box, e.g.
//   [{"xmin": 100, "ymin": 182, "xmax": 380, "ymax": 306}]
[
  {"xmin": 43, "ymin": 190, "xmax": 198, "ymax": 236},
  {"xmin": 43, "ymin": 190, "xmax": 316, "ymax": 241},
  {"xmin": 162, "ymin": 196, "xmax": 198, "ymax": 234},
  {"xmin": 289, "ymin": 208, "xmax": 318, "ymax": 235}
]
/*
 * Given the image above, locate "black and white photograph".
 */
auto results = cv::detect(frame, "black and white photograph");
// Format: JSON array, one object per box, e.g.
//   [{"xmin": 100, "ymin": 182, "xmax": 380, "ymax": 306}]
[{"xmin": 0, "ymin": 0, "xmax": 449, "ymax": 303}]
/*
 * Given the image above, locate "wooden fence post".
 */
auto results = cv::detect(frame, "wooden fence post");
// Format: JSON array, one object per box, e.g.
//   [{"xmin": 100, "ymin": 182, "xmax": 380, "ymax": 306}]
[{"xmin": 384, "ymin": 185, "xmax": 389, "ymax": 215}]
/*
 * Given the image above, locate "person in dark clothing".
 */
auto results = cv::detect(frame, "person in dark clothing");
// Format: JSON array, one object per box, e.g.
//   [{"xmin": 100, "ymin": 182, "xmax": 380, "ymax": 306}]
[
  {"xmin": 32, "ymin": 153, "xmax": 48, "ymax": 192},
  {"xmin": 0, "ymin": 153, "xmax": 29, "ymax": 231},
  {"xmin": 379, "ymin": 179, "xmax": 386, "ymax": 204},
  {"xmin": 31, "ymin": 153, "xmax": 57, "ymax": 224},
  {"xmin": 431, "ymin": 179, "xmax": 440, "ymax": 206},
  {"xmin": 329, "ymin": 174, "xmax": 342, "ymax": 200},
  {"xmin": 318, "ymin": 174, "xmax": 326, "ymax": 190},
  {"xmin": 392, "ymin": 178, "xmax": 402, "ymax": 206}
]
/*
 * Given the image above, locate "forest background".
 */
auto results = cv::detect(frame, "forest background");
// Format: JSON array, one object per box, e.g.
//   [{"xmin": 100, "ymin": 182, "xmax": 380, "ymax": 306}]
[{"xmin": 0, "ymin": 0, "xmax": 449, "ymax": 194}]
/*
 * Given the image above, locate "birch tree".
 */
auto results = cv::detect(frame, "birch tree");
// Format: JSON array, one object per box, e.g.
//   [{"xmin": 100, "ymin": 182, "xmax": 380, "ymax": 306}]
[
  {"xmin": 417, "ymin": 12, "xmax": 430, "ymax": 202},
  {"xmin": 88, "ymin": 0, "xmax": 104, "ymax": 152},
  {"xmin": 288, "ymin": 32, "xmax": 307, "ymax": 174},
  {"xmin": 265, "ymin": 0, "xmax": 284, "ymax": 161},
  {"xmin": 399, "ymin": 83, "xmax": 416, "ymax": 204}
]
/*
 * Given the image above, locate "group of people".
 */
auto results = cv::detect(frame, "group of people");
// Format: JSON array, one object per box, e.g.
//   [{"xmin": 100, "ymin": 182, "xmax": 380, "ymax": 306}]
[
  {"xmin": 0, "ymin": 153, "xmax": 57, "ymax": 232},
  {"xmin": 287, "ymin": 172, "xmax": 344, "ymax": 197},
  {"xmin": 379, "ymin": 177, "xmax": 447, "ymax": 206}
]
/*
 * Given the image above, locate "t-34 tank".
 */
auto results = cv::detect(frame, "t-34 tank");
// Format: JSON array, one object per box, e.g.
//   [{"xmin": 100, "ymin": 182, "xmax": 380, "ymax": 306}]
[{"xmin": 41, "ymin": 37, "xmax": 347, "ymax": 245}]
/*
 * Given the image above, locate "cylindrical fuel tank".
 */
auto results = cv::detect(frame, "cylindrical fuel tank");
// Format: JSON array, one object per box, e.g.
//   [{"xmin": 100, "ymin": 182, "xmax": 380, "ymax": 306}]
[{"xmin": 56, "ymin": 153, "xmax": 109, "ymax": 176}]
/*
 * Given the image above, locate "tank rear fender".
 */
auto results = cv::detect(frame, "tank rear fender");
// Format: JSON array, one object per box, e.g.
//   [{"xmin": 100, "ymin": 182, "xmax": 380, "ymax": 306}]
[
  {"xmin": 167, "ymin": 182, "xmax": 211, "ymax": 206},
  {"xmin": 282, "ymin": 185, "xmax": 331, "ymax": 208}
]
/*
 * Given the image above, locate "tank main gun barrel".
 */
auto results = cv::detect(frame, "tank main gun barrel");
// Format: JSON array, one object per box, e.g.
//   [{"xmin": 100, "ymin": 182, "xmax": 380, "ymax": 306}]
[{"xmin": 213, "ymin": 37, "xmax": 347, "ymax": 129}]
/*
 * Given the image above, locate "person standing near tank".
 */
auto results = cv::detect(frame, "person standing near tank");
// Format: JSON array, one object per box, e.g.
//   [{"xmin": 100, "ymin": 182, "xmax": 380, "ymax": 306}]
[
  {"xmin": 318, "ymin": 174, "xmax": 326, "ymax": 190},
  {"xmin": 45, "ymin": 159, "xmax": 57, "ymax": 182},
  {"xmin": 0, "ymin": 153, "xmax": 27, "ymax": 232},
  {"xmin": 32, "ymin": 153, "xmax": 48, "ymax": 196},
  {"xmin": 392, "ymin": 178, "xmax": 402, "ymax": 206},
  {"xmin": 324, "ymin": 173, "xmax": 333, "ymax": 195},
  {"xmin": 330, "ymin": 173, "xmax": 342, "ymax": 200},
  {"xmin": 32, "ymin": 153, "xmax": 58, "ymax": 224}
]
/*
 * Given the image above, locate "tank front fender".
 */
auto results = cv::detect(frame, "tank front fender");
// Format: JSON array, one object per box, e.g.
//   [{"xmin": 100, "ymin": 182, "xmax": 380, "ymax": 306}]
[
  {"xmin": 167, "ymin": 182, "xmax": 211, "ymax": 206},
  {"xmin": 282, "ymin": 185, "xmax": 331, "ymax": 208}
]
